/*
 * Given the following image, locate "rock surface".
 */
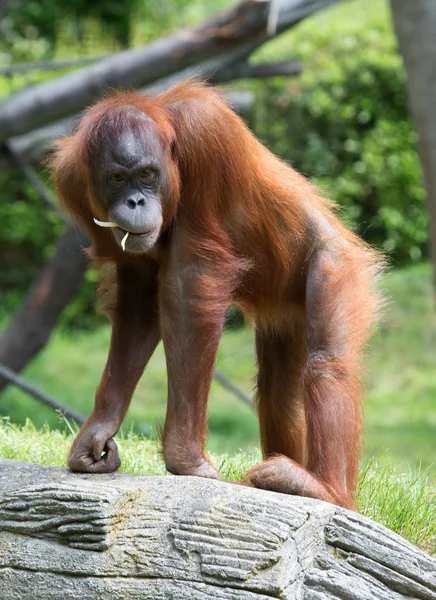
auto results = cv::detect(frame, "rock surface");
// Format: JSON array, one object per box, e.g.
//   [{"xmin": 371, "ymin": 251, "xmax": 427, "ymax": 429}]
[{"xmin": 0, "ymin": 458, "xmax": 435, "ymax": 599}]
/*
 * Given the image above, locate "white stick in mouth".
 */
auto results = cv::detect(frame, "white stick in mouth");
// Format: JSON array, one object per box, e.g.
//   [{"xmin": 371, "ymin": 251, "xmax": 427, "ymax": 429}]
[
  {"xmin": 121, "ymin": 231, "xmax": 129, "ymax": 251},
  {"xmin": 93, "ymin": 218, "xmax": 129, "ymax": 251},
  {"xmin": 93, "ymin": 218, "xmax": 118, "ymax": 228}
]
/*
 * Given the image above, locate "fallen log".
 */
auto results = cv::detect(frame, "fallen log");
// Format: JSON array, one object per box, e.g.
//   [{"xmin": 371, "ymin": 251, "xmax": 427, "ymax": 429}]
[{"xmin": 0, "ymin": 459, "xmax": 434, "ymax": 599}]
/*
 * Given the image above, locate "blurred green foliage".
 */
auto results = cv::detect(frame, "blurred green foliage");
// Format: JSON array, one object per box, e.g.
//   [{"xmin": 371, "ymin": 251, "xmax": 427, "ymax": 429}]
[
  {"xmin": 252, "ymin": 0, "xmax": 427, "ymax": 264},
  {"xmin": 0, "ymin": 0, "xmax": 232, "ymax": 61},
  {"xmin": 0, "ymin": 172, "xmax": 61, "ymax": 320},
  {"xmin": 1, "ymin": 0, "xmax": 138, "ymax": 59},
  {"xmin": 0, "ymin": 0, "xmax": 428, "ymax": 329}
]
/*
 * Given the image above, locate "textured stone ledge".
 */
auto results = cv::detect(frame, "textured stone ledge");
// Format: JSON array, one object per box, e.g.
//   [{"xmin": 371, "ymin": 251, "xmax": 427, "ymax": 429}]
[{"xmin": 0, "ymin": 459, "xmax": 435, "ymax": 599}]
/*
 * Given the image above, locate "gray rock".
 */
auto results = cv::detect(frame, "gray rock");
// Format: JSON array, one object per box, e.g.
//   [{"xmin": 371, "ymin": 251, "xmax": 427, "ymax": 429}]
[{"xmin": 0, "ymin": 459, "xmax": 434, "ymax": 599}]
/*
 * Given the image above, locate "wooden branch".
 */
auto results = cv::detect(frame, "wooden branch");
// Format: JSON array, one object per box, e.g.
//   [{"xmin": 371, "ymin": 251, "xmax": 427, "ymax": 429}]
[
  {"xmin": 0, "ymin": 56, "xmax": 107, "ymax": 76},
  {"xmin": 1, "ymin": 460, "xmax": 435, "ymax": 599},
  {"xmin": 214, "ymin": 369, "xmax": 253, "ymax": 406},
  {"xmin": 0, "ymin": 0, "xmax": 341, "ymax": 143},
  {"xmin": 210, "ymin": 59, "xmax": 302, "ymax": 82},
  {"xmin": 0, "ymin": 55, "xmax": 301, "ymax": 80},
  {"xmin": 0, "ymin": 55, "xmax": 300, "ymax": 170},
  {"xmin": 0, "ymin": 117, "xmax": 76, "ymax": 169},
  {"xmin": 0, "ymin": 364, "xmax": 85, "ymax": 425},
  {"xmin": 390, "ymin": 0, "xmax": 436, "ymax": 287},
  {"xmin": 0, "ymin": 227, "xmax": 87, "ymax": 392}
]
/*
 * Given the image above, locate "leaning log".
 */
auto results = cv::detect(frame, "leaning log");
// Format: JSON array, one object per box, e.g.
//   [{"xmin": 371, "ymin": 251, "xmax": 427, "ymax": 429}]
[
  {"xmin": 0, "ymin": 228, "xmax": 87, "ymax": 391},
  {"xmin": 0, "ymin": 459, "xmax": 434, "ymax": 599}
]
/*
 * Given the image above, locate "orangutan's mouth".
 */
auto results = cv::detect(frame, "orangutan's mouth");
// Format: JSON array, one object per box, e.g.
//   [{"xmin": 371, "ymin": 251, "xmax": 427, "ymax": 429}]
[{"xmin": 93, "ymin": 218, "xmax": 154, "ymax": 251}]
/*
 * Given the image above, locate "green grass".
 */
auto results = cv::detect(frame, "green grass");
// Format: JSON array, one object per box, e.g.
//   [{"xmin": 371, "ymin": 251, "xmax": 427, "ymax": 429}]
[
  {"xmin": 1, "ymin": 263, "xmax": 436, "ymax": 471},
  {"xmin": 0, "ymin": 420, "xmax": 434, "ymax": 555},
  {"xmin": 364, "ymin": 263, "xmax": 436, "ymax": 470}
]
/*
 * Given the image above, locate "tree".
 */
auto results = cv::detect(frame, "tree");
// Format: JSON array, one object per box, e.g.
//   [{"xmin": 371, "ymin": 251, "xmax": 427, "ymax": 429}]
[{"xmin": 390, "ymin": 0, "xmax": 436, "ymax": 287}]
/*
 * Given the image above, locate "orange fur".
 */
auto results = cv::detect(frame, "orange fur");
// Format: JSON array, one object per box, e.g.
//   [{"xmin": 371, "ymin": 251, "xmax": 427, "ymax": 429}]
[{"xmin": 49, "ymin": 80, "xmax": 384, "ymax": 508}]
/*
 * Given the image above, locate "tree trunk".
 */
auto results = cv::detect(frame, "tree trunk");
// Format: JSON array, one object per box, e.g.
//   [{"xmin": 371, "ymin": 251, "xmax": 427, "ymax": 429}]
[
  {"xmin": 0, "ymin": 228, "xmax": 87, "ymax": 392},
  {"xmin": 0, "ymin": 459, "xmax": 435, "ymax": 599},
  {"xmin": 390, "ymin": 0, "xmax": 436, "ymax": 286}
]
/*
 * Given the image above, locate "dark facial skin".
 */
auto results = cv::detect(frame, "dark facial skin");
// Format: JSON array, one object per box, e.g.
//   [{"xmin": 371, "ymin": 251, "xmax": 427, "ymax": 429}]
[{"xmin": 94, "ymin": 117, "xmax": 171, "ymax": 254}]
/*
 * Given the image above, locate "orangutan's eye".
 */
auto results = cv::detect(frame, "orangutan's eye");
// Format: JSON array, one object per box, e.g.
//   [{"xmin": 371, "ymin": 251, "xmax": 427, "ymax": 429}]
[
  {"xmin": 139, "ymin": 167, "xmax": 155, "ymax": 180},
  {"xmin": 109, "ymin": 171, "xmax": 125, "ymax": 183}
]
